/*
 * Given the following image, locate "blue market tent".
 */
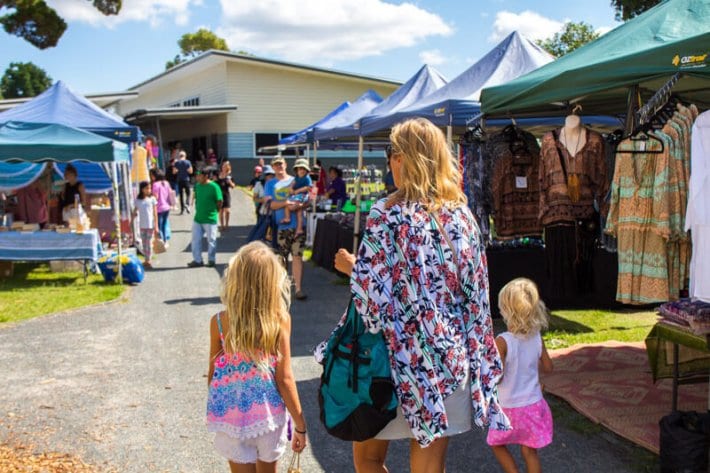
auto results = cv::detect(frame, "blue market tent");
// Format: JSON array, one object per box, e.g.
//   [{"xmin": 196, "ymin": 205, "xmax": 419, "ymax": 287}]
[
  {"xmin": 364, "ymin": 32, "xmax": 553, "ymax": 133},
  {"xmin": 0, "ymin": 161, "xmax": 120, "ymax": 194},
  {"xmin": 279, "ymin": 101, "xmax": 351, "ymax": 145},
  {"xmin": 54, "ymin": 162, "xmax": 121, "ymax": 193},
  {"xmin": 312, "ymin": 90, "xmax": 383, "ymax": 142},
  {"xmin": 0, "ymin": 81, "xmax": 138, "ymax": 143},
  {"xmin": 0, "ymin": 162, "xmax": 47, "ymax": 192},
  {"xmin": 316, "ymin": 65, "xmax": 447, "ymax": 141}
]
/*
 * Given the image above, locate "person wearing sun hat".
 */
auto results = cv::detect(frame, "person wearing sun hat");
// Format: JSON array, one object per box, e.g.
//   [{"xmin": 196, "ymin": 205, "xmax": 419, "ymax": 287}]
[
  {"xmin": 281, "ymin": 158, "xmax": 312, "ymax": 236},
  {"xmin": 265, "ymin": 156, "xmax": 308, "ymax": 300}
]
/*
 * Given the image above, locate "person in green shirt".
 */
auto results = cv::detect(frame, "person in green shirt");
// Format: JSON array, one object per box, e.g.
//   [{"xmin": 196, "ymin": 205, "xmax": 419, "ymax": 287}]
[{"xmin": 188, "ymin": 170, "xmax": 223, "ymax": 267}]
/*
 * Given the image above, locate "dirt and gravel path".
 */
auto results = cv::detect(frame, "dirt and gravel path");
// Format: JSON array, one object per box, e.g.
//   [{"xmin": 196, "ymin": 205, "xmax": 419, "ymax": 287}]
[{"xmin": 0, "ymin": 189, "xmax": 654, "ymax": 472}]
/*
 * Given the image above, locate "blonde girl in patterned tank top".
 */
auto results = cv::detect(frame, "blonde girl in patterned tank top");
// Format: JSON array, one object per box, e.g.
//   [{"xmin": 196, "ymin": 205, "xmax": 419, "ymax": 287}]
[{"xmin": 207, "ymin": 241, "xmax": 307, "ymax": 472}]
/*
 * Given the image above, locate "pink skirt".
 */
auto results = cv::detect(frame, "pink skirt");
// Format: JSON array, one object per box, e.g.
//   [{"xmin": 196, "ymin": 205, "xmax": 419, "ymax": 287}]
[{"xmin": 486, "ymin": 398, "xmax": 553, "ymax": 449}]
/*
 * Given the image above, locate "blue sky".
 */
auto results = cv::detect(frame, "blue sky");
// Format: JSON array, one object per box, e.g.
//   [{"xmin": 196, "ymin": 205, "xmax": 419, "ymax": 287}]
[{"xmin": 0, "ymin": 0, "xmax": 621, "ymax": 94}]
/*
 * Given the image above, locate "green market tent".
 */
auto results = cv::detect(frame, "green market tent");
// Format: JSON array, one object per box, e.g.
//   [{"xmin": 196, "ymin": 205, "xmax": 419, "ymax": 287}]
[
  {"xmin": 480, "ymin": 0, "xmax": 710, "ymax": 118},
  {"xmin": 0, "ymin": 121, "xmax": 129, "ymax": 163}
]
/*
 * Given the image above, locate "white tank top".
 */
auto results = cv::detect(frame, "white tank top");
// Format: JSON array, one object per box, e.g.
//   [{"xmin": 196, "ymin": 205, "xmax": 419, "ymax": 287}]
[{"xmin": 497, "ymin": 331, "xmax": 543, "ymax": 408}]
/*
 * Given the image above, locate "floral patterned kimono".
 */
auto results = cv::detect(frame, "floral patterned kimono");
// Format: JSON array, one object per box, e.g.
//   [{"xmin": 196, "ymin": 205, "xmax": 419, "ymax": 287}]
[{"xmin": 341, "ymin": 199, "xmax": 509, "ymax": 446}]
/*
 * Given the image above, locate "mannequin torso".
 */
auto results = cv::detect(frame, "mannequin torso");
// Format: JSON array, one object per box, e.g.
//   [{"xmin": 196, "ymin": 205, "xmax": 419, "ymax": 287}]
[{"xmin": 559, "ymin": 115, "xmax": 586, "ymax": 157}]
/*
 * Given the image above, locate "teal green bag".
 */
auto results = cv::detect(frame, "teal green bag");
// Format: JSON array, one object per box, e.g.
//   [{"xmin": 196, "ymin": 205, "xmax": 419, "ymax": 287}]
[{"xmin": 318, "ymin": 299, "xmax": 398, "ymax": 441}]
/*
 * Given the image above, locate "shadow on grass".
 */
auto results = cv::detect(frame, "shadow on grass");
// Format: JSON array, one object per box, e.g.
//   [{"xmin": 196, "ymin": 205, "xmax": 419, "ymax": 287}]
[
  {"xmin": 548, "ymin": 313, "xmax": 594, "ymax": 334},
  {"xmin": 0, "ymin": 262, "xmax": 108, "ymax": 289}
]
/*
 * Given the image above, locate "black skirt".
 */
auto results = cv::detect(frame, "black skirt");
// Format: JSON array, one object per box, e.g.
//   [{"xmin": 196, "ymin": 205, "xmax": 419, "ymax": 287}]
[{"xmin": 544, "ymin": 223, "xmax": 594, "ymax": 301}]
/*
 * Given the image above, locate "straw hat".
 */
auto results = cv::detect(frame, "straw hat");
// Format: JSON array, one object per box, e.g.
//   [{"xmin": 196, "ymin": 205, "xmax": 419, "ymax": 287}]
[{"xmin": 293, "ymin": 158, "xmax": 310, "ymax": 172}]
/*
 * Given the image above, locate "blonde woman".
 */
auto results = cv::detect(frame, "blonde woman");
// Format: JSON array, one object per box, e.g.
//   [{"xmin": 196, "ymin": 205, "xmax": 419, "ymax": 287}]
[
  {"xmin": 207, "ymin": 241, "xmax": 307, "ymax": 473},
  {"xmin": 216, "ymin": 161, "xmax": 236, "ymax": 232},
  {"xmin": 488, "ymin": 278, "xmax": 554, "ymax": 473},
  {"xmin": 333, "ymin": 118, "xmax": 509, "ymax": 473}
]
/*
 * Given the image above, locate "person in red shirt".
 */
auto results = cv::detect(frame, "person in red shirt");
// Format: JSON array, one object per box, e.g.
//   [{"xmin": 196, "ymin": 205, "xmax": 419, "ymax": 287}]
[{"xmin": 12, "ymin": 180, "xmax": 48, "ymax": 227}]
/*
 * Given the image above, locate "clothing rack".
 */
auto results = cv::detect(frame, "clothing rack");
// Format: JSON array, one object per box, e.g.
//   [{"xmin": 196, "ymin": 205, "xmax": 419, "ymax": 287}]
[{"xmin": 637, "ymin": 73, "xmax": 682, "ymax": 126}]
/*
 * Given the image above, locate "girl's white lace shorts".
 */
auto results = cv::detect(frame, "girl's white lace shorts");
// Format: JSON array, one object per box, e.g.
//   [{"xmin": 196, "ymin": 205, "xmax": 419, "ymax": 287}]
[{"xmin": 214, "ymin": 422, "xmax": 288, "ymax": 464}]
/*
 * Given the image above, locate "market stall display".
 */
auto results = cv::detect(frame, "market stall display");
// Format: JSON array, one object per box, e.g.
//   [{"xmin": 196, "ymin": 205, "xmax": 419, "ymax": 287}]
[
  {"xmin": 0, "ymin": 81, "xmax": 139, "ymax": 281},
  {"xmin": 0, "ymin": 228, "xmax": 102, "ymax": 282},
  {"xmin": 645, "ymin": 321, "xmax": 710, "ymax": 411}
]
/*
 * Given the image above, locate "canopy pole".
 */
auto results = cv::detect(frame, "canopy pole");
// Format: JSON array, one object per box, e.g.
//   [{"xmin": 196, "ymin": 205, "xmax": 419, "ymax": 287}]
[
  {"xmin": 111, "ymin": 161, "xmax": 123, "ymax": 284},
  {"xmin": 311, "ymin": 143, "xmax": 318, "ymax": 213},
  {"xmin": 154, "ymin": 117, "xmax": 164, "ymax": 170},
  {"xmin": 446, "ymin": 114, "xmax": 454, "ymax": 151},
  {"xmin": 352, "ymin": 135, "xmax": 364, "ymax": 253},
  {"xmin": 623, "ymin": 85, "xmax": 640, "ymax": 137}
]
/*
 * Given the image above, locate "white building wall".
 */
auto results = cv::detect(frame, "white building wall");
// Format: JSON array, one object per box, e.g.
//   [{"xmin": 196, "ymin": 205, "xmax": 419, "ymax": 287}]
[
  {"xmin": 116, "ymin": 62, "xmax": 228, "ymax": 115},
  {"xmin": 225, "ymin": 61, "xmax": 396, "ymax": 134}
]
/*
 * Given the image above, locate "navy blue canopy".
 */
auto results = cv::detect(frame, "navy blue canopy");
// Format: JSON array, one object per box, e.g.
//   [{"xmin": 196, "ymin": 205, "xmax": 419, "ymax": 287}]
[
  {"xmin": 316, "ymin": 65, "xmax": 447, "ymax": 140},
  {"xmin": 0, "ymin": 81, "xmax": 138, "ymax": 144},
  {"xmin": 279, "ymin": 101, "xmax": 351, "ymax": 146},
  {"xmin": 312, "ymin": 90, "xmax": 383, "ymax": 141},
  {"xmin": 364, "ymin": 32, "xmax": 554, "ymax": 132}
]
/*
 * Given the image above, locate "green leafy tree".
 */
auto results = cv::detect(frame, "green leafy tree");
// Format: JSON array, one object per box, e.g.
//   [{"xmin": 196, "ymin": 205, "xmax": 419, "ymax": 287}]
[
  {"xmin": 610, "ymin": 0, "xmax": 662, "ymax": 21},
  {"xmin": 165, "ymin": 28, "xmax": 230, "ymax": 69},
  {"xmin": 0, "ymin": 61, "xmax": 53, "ymax": 98},
  {"xmin": 0, "ymin": 0, "xmax": 121, "ymax": 49},
  {"xmin": 537, "ymin": 21, "xmax": 601, "ymax": 58}
]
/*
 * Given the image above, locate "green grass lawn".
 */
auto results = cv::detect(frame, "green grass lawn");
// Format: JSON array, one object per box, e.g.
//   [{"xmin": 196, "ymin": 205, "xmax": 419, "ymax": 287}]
[
  {"xmin": 543, "ymin": 309, "xmax": 659, "ymax": 349},
  {"xmin": 492, "ymin": 308, "xmax": 659, "ymax": 349},
  {"xmin": 0, "ymin": 263, "xmax": 125, "ymax": 325}
]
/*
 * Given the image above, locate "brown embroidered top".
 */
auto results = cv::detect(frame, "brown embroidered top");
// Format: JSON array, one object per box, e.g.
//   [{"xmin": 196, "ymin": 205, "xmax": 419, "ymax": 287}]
[
  {"xmin": 487, "ymin": 128, "xmax": 542, "ymax": 238},
  {"xmin": 539, "ymin": 128, "xmax": 609, "ymax": 226}
]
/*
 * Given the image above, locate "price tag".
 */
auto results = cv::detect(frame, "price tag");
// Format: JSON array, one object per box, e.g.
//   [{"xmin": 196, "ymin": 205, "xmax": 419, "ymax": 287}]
[{"xmin": 515, "ymin": 176, "xmax": 528, "ymax": 189}]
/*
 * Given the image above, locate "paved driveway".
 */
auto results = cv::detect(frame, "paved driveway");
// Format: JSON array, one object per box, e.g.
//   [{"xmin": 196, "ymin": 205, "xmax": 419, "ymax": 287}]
[{"xmin": 0, "ymin": 189, "xmax": 653, "ymax": 472}]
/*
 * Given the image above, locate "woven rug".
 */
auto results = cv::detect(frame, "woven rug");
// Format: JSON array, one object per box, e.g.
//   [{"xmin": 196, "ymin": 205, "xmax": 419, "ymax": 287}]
[{"xmin": 543, "ymin": 341, "xmax": 708, "ymax": 453}]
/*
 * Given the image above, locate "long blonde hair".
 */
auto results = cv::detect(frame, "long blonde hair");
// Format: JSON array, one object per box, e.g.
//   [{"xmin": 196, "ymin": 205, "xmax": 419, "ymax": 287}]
[
  {"xmin": 498, "ymin": 278, "xmax": 549, "ymax": 336},
  {"xmin": 220, "ymin": 241, "xmax": 290, "ymax": 364},
  {"xmin": 387, "ymin": 118, "xmax": 466, "ymax": 210}
]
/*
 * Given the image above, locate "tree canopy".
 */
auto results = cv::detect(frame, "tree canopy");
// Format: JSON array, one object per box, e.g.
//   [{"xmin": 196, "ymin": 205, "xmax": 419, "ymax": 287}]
[
  {"xmin": 165, "ymin": 28, "xmax": 230, "ymax": 69},
  {"xmin": 610, "ymin": 0, "xmax": 662, "ymax": 21},
  {"xmin": 0, "ymin": 62, "xmax": 53, "ymax": 98},
  {"xmin": 537, "ymin": 21, "xmax": 601, "ymax": 58},
  {"xmin": 0, "ymin": 0, "xmax": 121, "ymax": 49}
]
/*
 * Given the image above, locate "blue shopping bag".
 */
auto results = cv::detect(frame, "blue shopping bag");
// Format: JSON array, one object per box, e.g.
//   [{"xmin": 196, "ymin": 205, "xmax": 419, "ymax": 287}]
[{"xmin": 97, "ymin": 253, "xmax": 145, "ymax": 284}]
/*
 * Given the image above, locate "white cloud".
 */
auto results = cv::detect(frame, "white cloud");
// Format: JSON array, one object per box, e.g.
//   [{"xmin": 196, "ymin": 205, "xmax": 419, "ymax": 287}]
[
  {"xmin": 216, "ymin": 0, "xmax": 453, "ymax": 63},
  {"xmin": 596, "ymin": 25, "xmax": 614, "ymax": 36},
  {"xmin": 47, "ymin": 0, "xmax": 202, "ymax": 28},
  {"xmin": 488, "ymin": 10, "xmax": 563, "ymax": 43},
  {"xmin": 419, "ymin": 49, "xmax": 447, "ymax": 66}
]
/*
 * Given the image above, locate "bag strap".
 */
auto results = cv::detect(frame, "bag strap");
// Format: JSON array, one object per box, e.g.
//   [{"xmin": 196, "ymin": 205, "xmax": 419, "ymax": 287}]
[
  {"xmin": 289, "ymin": 451, "xmax": 300, "ymax": 471},
  {"xmin": 216, "ymin": 311, "xmax": 226, "ymax": 351},
  {"xmin": 430, "ymin": 211, "xmax": 459, "ymax": 285}
]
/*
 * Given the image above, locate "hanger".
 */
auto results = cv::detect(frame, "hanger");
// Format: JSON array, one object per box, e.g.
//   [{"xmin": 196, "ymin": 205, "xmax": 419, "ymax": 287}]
[{"xmin": 627, "ymin": 126, "xmax": 665, "ymax": 154}]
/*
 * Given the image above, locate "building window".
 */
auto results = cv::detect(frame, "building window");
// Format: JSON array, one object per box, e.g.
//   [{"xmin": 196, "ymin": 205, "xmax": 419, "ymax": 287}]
[
  {"xmin": 167, "ymin": 101, "xmax": 180, "ymax": 108},
  {"xmin": 255, "ymin": 133, "xmax": 280, "ymax": 155},
  {"xmin": 182, "ymin": 96, "xmax": 200, "ymax": 107}
]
